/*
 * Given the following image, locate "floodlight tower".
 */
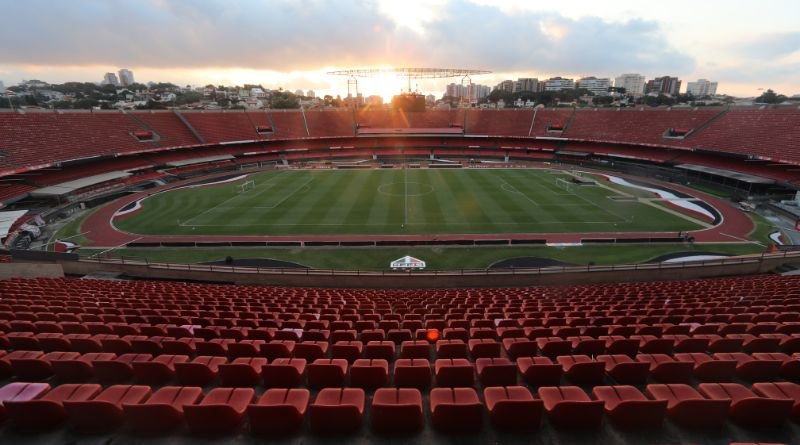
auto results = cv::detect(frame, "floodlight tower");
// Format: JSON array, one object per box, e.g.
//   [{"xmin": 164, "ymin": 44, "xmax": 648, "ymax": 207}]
[{"xmin": 327, "ymin": 68, "xmax": 492, "ymax": 108}]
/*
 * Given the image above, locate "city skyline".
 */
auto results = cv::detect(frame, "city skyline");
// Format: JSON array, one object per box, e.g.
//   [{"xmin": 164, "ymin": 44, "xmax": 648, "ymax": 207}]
[{"xmin": 0, "ymin": 0, "xmax": 797, "ymax": 99}]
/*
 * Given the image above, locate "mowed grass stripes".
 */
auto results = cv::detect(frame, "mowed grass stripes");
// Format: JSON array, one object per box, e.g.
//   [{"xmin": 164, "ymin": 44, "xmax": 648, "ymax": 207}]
[{"xmin": 114, "ymin": 169, "xmax": 703, "ymax": 236}]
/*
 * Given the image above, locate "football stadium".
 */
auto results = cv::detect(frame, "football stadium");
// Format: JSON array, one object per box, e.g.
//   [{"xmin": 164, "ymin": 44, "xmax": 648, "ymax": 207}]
[{"xmin": 2, "ymin": 2, "xmax": 800, "ymax": 444}]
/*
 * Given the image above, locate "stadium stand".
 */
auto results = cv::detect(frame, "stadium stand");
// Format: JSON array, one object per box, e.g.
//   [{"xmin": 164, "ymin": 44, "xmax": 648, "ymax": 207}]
[
  {"xmin": 673, "ymin": 109, "xmax": 800, "ymax": 163},
  {"xmin": 0, "ymin": 111, "xmax": 154, "ymax": 168},
  {"xmin": 0, "ymin": 274, "xmax": 799, "ymax": 442},
  {"xmin": 267, "ymin": 111, "xmax": 309, "ymax": 139},
  {"xmin": 131, "ymin": 111, "xmax": 203, "ymax": 147},
  {"xmin": 179, "ymin": 112, "xmax": 262, "ymax": 143},
  {"xmin": 465, "ymin": 109, "xmax": 535, "ymax": 136},
  {"xmin": 564, "ymin": 108, "xmax": 723, "ymax": 146},
  {"xmin": 2, "ymin": 108, "xmax": 800, "ymax": 195},
  {"xmin": 304, "ymin": 110, "xmax": 355, "ymax": 137}
]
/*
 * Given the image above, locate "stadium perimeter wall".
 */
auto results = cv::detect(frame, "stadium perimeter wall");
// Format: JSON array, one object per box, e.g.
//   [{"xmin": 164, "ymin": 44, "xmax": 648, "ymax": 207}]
[
  {"xmin": 0, "ymin": 263, "xmax": 64, "ymax": 280},
  {"xmin": 13, "ymin": 252, "xmax": 798, "ymax": 288}
]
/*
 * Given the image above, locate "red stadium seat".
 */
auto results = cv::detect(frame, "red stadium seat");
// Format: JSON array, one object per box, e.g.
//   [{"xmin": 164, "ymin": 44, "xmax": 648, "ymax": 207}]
[
  {"xmin": 123, "ymin": 386, "xmax": 203, "ymax": 433},
  {"xmin": 174, "ymin": 355, "xmax": 227, "ymax": 386},
  {"xmin": 592, "ymin": 385, "xmax": 667, "ymax": 429},
  {"xmin": 365, "ymin": 341, "xmax": 396, "ymax": 362},
  {"xmin": 132, "ymin": 354, "xmax": 189, "ymax": 384},
  {"xmin": 218, "ymin": 357, "xmax": 267, "ymax": 387},
  {"xmin": 698, "ymin": 383, "xmax": 792, "ymax": 427},
  {"xmin": 753, "ymin": 352, "xmax": 800, "ymax": 380},
  {"xmin": 476, "ymin": 357, "xmax": 517, "ymax": 387},
  {"xmin": 350, "ymin": 358, "xmax": 389, "ymax": 389},
  {"xmin": 293, "ymin": 341, "xmax": 329, "ymax": 361},
  {"xmin": 484, "ymin": 386, "xmax": 543, "ymax": 430},
  {"xmin": 307, "ymin": 358, "xmax": 348, "ymax": 388},
  {"xmin": 596, "ymin": 354, "xmax": 650, "ymax": 385},
  {"xmin": 371, "ymin": 388, "xmax": 424, "ymax": 433},
  {"xmin": 435, "ymin": 358, "xmax": 474, "ymax": 387},
  {"xmin": 752, "ymin": 382, "xmax": 800, "ymax": 422},
  {"xmin": 536, "ymin": 337, "xmax": 572, "ymax": 358},
  {"xmin": 538, "ymin": 386, "xmax": 603, "ymax": 429},
  {"xmin": 673, "ymin": 352, "xmax": 737, "ymax": 382},
  {"xmin": 331, "ymin": 340, "xmax": 363, "ymax": 362},
  {"xmin": 262, "ymin": 358, "xmax": 307, "ymax": 388},
  {"xmin": 430, "ymin": 387, "xmax": 482, "ymax": 432},
  {"xmin": 93, "ymin": 353, "xmax": 153, "ymax": 383},
  {"xmin": 184, "ymin": 387, "xmax": 255, "ymax": 434},
  {"xmin": 247, "ymin": 388, "xmax": 310, "ymax": 434},
  {"xmin": 260, "ymin": 340, "xmax": 296, "ymax": 360},
  {"xmin": 8, "ymin": 350, "xmax": 55, "ymax": 380},
  {"xmin": 557, "ymin": 355, "xmax": 605, "ymax": 385},
  {"xmin": 517, "ymin": 356, "xmax": 562, "ymax": 387},
  {"xmin": 309, "ymin": 388, "xmax": 365, "ymax": 433},
  {"xmin": 636, "ymin": 354, "xmax": 694, "ymax": 383},
  {"xmin": 600, "ymin": 336, "xmax": 639, "ymax": 356},
  {"xmin": 468, "ymin": 339, "xmax": 502, "ymax": 359},
  {"xmin": 0, "ymin": 383, "xmax": 51, "ymax": 423},
  {"xmin": 645, "ymin": 383, "xmax": 730, "ymax": 428},
  {"xmin": 502, "ymin": 337, "xmax": 538, "ymax": 359},
  {"xmin": 435, "ymin": 339, "xmax": 468, "ymax": 359},
  {"xmin": 394, "ymin": 358, "xmax": 432, "ymax": 388},
  {"xmin": 569, "ymin": 336, "xmax": 605, "ymax": 356},
  {"xmin": 5, "ymin": 383, "xmax": 102, "ymax": 430},
  {"xmin": 713, "ymin": 352, "xmax": 782, "ymax": 381},
  {"xmin": 64, "ymin": 384, "xmax": 151, "ymax": 433},
  {"xmin": 400, "ymin": 340, "xmax": 431, "ymax": 359}
]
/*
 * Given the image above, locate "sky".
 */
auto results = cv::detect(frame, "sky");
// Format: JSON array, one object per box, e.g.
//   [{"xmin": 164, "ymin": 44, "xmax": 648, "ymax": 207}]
[{"xmin": 0, "ymin": 0, "xmax": 798, "ymax": 99}]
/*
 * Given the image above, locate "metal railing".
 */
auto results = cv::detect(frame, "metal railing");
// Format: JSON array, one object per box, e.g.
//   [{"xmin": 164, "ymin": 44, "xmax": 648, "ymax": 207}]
[{"xmin": 76, "ymin": 249, "xmax": 800, "ymax": 278}]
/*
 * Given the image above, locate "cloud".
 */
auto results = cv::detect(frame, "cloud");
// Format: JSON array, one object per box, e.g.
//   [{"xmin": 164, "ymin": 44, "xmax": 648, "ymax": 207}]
[
  {"xmin": 736, "ymin": 32, "xmax": 800, "ymax": 60},
  {"xmin": 0, "ymin": 0, "xmax": 693, "ymax": 78},
  {"xmin": 419, "ymin": 3, "xmax": 695, "ymax": 75}
]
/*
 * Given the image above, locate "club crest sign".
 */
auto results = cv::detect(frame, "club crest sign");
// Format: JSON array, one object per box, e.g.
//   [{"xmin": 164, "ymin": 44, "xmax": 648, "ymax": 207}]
[{"xmin": 390, "ymin": 256, "xmax": 426, "ymax": 270}]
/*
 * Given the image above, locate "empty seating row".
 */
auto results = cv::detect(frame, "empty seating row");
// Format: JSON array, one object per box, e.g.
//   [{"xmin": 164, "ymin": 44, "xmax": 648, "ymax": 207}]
[
  {"xmin": 3, "ymin": 382, "xmax": 800, "ymax": 434},
  {"xmin": 4, "ymin": 350, "xmax": 799, "ymax": 388},
  {"xmin": 4, "ymin": 328, "xmax": 799, "ymax": 361}
]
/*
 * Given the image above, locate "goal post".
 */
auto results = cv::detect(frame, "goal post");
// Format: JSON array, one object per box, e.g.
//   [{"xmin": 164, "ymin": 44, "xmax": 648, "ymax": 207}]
[
  {"xmin": 556, "ymin": 177, "xmax": 574, "ymax": 192},
  {"xmin": 240, "ymin": 180, "xmax": 255, "ymax": 193}
]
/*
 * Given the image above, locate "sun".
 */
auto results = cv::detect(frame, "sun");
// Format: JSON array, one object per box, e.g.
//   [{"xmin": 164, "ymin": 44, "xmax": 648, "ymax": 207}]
[{"xmin": 361, "ymin": 73, "xmax": 407, "ymax": 104}]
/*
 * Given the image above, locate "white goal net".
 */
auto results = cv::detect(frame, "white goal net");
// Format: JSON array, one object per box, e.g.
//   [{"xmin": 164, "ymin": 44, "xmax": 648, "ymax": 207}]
[
  {"xmin": 240, "ymin": 180, "xmax": 255, "ymax": 193},
  {"xmin": 556, "ymin": 177, "xmax": 574, "ymax": 192}
]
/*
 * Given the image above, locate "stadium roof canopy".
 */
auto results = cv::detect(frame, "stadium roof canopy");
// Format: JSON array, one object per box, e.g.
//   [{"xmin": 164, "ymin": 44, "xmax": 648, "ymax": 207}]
[
  {"xmin": 676, "ymin": 164, "xmax": 775, "ymax": 184},
  {"xmin": 327, "ymin": 67, "xmax": 491, "ymax": 79},
  {"xmin": 165, "ymin": 154, "xmax": 234, "ymax": 167},
  {"xmin": 31, "ymin": 171, "xmax": 132, "ymax": 197}
]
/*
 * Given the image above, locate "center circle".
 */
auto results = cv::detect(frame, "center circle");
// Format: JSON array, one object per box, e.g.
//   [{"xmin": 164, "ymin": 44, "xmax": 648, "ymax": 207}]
[{"xmin": 377, "ymin": 182, "xmax": 434, "ymax": 197}]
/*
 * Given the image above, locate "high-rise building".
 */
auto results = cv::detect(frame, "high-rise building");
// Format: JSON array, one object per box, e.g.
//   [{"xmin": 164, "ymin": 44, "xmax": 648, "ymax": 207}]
[
  {"xmin": 495, "ymin": 80, "xmax": 514, "ymax": 93},
  {"xmin": 577, "ymin": 77, "xmax": 611, "ymax": 96},
  {"xmin": 646, "ymin": 76, "xmax": 682, "ymax": 96},
  {"xmin": 445, "ymin": 83, "xmax": 463, "ymax": 98},
  {"xmin": 514, "ymin": 78, "xmax": 539, "ymax": 93},
  {"xmin": 446, "ymin": 83, "xmax": 489, "ymax": 103},
  {"xmin": 614, "ymin": 74, "xmax": 646, "ymax": 96},
  {"xmin": 0, "ymin": 80, "xmax": 4, "ymax": 91},
  {"xmin": 306, "ymin": 90, "xmax": 315, "ymax": 98},
  {"xmin": 544, "ymin": 77, "xmax": 575, "ymax": 91},
  {"xmin": 686, "ymin": 79, "xmax": 718, "ymax": 97},
  {"xmin": 118, "ymin": 69, "xmax": 134, "ymax": 86},
  {"xmin": 102, "ymin": 72, "xmax": 120, "ymax": 86}
]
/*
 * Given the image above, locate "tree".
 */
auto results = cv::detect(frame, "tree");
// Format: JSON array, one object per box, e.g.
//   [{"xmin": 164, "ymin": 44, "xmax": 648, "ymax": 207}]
[
  {"xmin": 270, "ymin": 91, "xmax": 300, "ymax": 109},
  {"xmin": 755, "ymin": 89, "xmax": 787, "ymax": 104},
  {"xmin": 592, "ymin": 96, "xmax": 614, "ymax": 106},
  {"xmin": 486, "ymin": 89, "xmax": 514, "ymax": 106},
  {"xmin": 174, "ymin": 91, "xmax": 203, "ymax": 106}
]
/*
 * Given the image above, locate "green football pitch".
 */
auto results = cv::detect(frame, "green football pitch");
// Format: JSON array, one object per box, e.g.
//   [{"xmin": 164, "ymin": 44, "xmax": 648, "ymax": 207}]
[{"xmin": 114, "ymin": 169, "xmax": 704, "ymax": 236}]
